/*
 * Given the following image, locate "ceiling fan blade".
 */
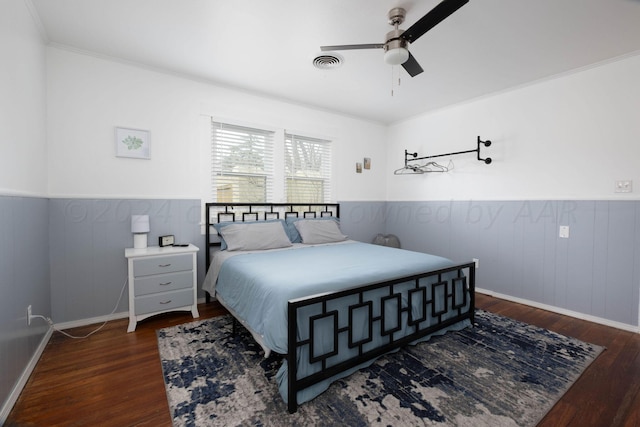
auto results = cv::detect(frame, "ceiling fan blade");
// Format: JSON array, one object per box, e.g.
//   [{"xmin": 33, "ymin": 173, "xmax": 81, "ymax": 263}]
[
  {"xmin": 402, "ymin": 52, "xmax": 424, "ymax": 77},
  {"xmin": 401, "ymin": 0, "xmax": 469, "ymax": 44},
  {"xmin": 321, "ymin": 44, "xmax": 384, "ymax": 51}
]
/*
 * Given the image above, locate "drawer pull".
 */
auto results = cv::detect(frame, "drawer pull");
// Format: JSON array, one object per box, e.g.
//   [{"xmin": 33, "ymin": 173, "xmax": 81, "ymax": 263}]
[
  {"xmin": 159, "ymin": 300, "xmax": 172, "ymax": 305},
  {"xmin": 159, "ymin": 282, "xmax": 172, "ymax": 286},
  {"xmin": 159, "ymin": 263, "xmax": 171, "ymax": 267}
]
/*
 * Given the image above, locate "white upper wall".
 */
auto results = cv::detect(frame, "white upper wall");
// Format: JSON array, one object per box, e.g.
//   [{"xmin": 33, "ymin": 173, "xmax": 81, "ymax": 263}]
[
  {"xmin": 386, "ymin": 53, "xmax": 640, "ymax": 201},
  {"xmin": 0, "ymin": 0, "xmax": 47, "ymax": 196},
  {"xmin": 25, "ymin": 28, "xmax": 640, "ymax": 204},
  {"xmin": 46, "ymin": 47, "xmax": 388, "ymax": 202}
]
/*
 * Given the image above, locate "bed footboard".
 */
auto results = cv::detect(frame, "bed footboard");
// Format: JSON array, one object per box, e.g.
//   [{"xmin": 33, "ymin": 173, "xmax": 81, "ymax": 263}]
[{"xmin": 286, "ymin": 262, "xmax": 475, "ymax": 413}]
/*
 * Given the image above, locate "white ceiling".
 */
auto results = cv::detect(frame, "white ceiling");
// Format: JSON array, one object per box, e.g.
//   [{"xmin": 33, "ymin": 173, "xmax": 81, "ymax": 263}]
[{"xmin": 30, "ymin": 0, "xmax": 640, "ymax": 124}]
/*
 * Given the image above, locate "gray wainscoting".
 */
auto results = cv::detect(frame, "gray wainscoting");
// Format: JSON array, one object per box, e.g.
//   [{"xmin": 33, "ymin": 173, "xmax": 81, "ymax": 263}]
[
  {"xmin": 49, "ymin": 198, "xmax": 204, "ymax": 323},
  {"xmin": 339, "ymin": 201, "xmax": 388, "ymax": 243},
  {"xmin": 340, "ymin": 200, "xmax": 640, "ymax": 327},
  {"xmin": 3, "ymin": 197, "xmax": 637, "ymax": 417},
  {"xmin": 0, "ymin": 196, "xmax": 50, "ymax": 418}
]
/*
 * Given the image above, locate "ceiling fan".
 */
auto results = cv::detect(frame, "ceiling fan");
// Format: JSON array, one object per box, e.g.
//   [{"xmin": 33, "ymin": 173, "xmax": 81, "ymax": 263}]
[{"xmin": 320, "ymin": 0, "xmax": 469, "ymax": 77}]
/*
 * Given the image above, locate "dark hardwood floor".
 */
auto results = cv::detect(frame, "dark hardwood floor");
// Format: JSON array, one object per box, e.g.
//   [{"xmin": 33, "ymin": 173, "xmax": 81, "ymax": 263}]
[{"xmin": 6, "ymin": 294, "xmax": 640, "ymax": 426}]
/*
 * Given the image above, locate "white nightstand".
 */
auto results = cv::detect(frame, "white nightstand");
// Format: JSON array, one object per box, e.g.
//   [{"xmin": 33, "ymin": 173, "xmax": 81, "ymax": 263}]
[{"xmin": 125, "ymin": 244, "xmax": 200, "ymax": 332}]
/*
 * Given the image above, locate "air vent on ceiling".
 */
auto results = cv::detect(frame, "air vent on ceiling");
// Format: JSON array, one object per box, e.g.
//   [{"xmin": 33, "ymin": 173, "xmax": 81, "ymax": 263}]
[{"xmin": 312, "ymin": 53, "xmax": 343, "ymax": 70}]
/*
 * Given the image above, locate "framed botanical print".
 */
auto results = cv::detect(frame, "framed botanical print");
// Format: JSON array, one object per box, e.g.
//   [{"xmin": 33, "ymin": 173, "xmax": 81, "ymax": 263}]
[{"xmin": 115, "ymin": 127, "xmax": 151, "ymax": 159}]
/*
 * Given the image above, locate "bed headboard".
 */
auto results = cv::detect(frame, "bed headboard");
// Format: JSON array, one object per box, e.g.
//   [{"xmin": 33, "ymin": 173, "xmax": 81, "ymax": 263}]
[{"xmin": 204, "ymin": 202, "xmax": 340, "ymax": 270}]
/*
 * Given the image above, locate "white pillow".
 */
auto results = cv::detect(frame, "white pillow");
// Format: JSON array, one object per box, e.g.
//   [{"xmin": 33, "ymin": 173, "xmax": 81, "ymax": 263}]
[
  {"xmin": 294, "ymin": 219, "xmax": 347, "ymax": 244},
  {"xmin": 219, "ymin": 221, "xmax": 292, "ymax": 251}
]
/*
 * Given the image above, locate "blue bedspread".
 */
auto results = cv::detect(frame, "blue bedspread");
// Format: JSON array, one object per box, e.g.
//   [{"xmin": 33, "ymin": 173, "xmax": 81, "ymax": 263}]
[
  {"xmin": 215, "ymin": 241, "xmax": 471, "ymax": 405},
  {"xmin": 215, "ymin": 241, "xmax": 454, "ymax": 354}
]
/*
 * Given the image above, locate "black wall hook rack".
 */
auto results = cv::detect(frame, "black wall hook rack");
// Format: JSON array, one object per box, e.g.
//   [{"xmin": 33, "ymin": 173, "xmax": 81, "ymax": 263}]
[{"xmin": 405, "ymin": 136, "xmax": 492, "ymax": 167}]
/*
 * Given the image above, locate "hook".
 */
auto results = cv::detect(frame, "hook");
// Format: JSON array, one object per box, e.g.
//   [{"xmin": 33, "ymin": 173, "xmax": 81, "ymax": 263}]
[{"xmin": 477, "ymin": 136, "xmax": 492, "ymax": 164}]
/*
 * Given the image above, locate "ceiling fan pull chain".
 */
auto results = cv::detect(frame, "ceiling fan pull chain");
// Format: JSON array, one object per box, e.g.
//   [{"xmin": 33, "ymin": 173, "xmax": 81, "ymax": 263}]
[
  {"xmin": 390, "ymin": 65, "xmax": 403, "ymax": 97},
  {"xmin": 396, "ymin": 68, "xmax": 403, "ymax": 95},
  {"xmin": 391, "ymin": 66, "xmax": 395, "ymax": 97}
]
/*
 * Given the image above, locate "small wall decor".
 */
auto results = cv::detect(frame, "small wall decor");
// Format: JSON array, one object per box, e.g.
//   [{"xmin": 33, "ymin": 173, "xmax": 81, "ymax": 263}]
[
  {"xmin": 364, "ymin": 157, "xmax": 371, "ymax": 170},
  {"xmin": 356, "ymin": 162, "xmax": 362, "ymax": 173},
  {"xmin": 115, "ymin": 127, "xmax": 151, "ymax": 159}
]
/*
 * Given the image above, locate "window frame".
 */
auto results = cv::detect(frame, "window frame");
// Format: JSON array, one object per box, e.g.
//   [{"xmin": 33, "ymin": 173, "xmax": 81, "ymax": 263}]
[
  {"xmin": 284, "ymin": 132, "xmax": 332, "ymax": 204},
  {"xmin": 210, "ymin": 121, "xmax": 275, "ymax": 203}
]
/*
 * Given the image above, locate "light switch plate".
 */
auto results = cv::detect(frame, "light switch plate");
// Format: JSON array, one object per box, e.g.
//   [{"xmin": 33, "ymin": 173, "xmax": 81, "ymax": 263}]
[{"xmin": 559, "ymin": 226, "xmax": 569, "ymax": 239}]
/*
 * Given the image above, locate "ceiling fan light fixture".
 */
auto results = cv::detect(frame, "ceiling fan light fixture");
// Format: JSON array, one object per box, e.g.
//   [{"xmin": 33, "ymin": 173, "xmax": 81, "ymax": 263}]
[
  {"xmin": 384, "ymin": 47, "xmax": 409, "ymax": 65},
  {"xmin": 384, "ymin": 28, "xmax": 409, "ymax": 66}
]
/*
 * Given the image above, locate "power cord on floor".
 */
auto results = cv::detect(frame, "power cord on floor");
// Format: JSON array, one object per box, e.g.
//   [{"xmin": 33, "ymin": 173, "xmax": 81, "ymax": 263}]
[{"xmin": 30, "ymin": 278, "xmax": 128, "ymax": 339}]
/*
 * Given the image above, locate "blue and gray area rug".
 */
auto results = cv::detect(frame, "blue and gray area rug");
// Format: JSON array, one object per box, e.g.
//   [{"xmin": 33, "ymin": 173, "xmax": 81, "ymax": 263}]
[{"xmin": 157, "ymin": 310, "xmax": 603, "ymax": 427}]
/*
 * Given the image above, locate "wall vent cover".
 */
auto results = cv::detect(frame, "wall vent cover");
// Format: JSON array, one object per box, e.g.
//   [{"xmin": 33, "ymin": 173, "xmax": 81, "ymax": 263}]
[{"xmin": 312, "ymin": 53, "xmax": 343, "ymax": 69}]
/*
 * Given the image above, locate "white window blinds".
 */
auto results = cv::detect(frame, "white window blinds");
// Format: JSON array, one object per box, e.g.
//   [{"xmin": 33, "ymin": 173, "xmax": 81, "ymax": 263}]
[
  {"xmin": 285, "ymin": 133, "xmax": 332, "ymax": 203},
  {"xmin": 211, "ymin": 121, "xmax": 274, "ymax": 202}
]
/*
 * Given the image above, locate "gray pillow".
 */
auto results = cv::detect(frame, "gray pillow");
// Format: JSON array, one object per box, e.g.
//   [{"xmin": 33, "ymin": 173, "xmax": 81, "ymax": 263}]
[
  {"xmin": 219, "ymin": 221, "xmax": 292, "ymax": 251},
  {"xmin": 214, "ymin": 219, "xmax": 284, "ymax": 250},
  {"xmin": 294, "ymin": 219, "xmax": 347, "ymax": 244},
  {"xmin": 285, "ymin": 216, "xmax": 338, "ymax": 243}
]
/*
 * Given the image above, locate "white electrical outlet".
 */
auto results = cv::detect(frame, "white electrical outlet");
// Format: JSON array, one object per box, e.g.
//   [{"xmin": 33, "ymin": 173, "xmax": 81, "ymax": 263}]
[
  {"xmin": 559, "ymin": 226, "xmax": 570, "ymax": 238},
  {"xmin": 615, "ymin": 180, "xmax": 633, "ymax": 193},
  {"xmin": 27, "ymin": 305, "xmax": 32, "ymax": 326},
  {"xmin": 473, "ymin": 258, "xmax": 479, "ymax": 269}
]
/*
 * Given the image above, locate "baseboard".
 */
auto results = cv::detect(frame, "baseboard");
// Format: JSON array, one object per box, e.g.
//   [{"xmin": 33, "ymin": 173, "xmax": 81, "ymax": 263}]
[
  {"xmin": 0, "ymin": 326, "xmax": 54, "ymax": 425},
  {"xmin": 53, "ymin": 297, "xmax": 207, "ymax": 330},
  {"xmin": 477, "ymin": 288, "xmax": 640, "ymax": 334},
  {"xmin": 53, "ymin": 311, "xmax": 129, "ymax": 330}
]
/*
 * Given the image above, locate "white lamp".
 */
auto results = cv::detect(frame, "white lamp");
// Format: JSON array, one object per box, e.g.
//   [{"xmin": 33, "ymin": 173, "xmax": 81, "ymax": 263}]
[{"xmin": 131, "ymin": 215, "xmax": 150, "ymax": 249}]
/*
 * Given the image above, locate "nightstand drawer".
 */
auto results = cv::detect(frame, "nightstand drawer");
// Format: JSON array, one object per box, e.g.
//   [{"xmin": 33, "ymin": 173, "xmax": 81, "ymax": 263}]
[
  {"xmin": 134, "ymin": 288, "xmax": 194, "ymax": 315},
  {"xmin": 132, "ymin": 254, "xmax": 192, "ymax": 277},
  {"xmin": 134, "ymin": 271, "xmax": 193, "ymax": 296}
]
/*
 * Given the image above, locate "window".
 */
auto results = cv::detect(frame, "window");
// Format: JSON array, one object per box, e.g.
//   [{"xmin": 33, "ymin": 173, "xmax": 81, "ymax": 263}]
[
  {"xmin": 285, "ymin": 133, "xmax": 331, "ymax": 203},
  {"xmin": 209, "ymin": 119, "xmax": 332, "ymax": 203},
  {"xmin": 211, "ymin": 121, "xmax": 274, "ymax": 202}
]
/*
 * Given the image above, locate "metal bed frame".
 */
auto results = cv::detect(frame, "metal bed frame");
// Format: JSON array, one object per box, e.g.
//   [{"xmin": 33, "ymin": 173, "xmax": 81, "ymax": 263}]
[{"xmin": 205, "ymin": 202, "xmax": 475, "ymax": 413}]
